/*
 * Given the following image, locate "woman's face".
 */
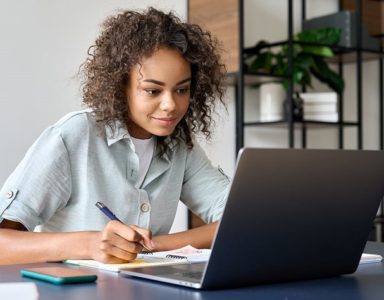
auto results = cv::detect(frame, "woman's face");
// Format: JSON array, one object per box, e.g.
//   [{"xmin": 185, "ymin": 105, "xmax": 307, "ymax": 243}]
[{"xmin": 126, "ymin": 48, "xmax": 191, "ymax": 139}]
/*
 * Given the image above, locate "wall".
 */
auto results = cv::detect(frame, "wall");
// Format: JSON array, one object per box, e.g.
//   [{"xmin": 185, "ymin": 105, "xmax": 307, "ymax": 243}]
[{"xmin": 0, "ymin": 0, "xmax": 188, "ymax": 232}]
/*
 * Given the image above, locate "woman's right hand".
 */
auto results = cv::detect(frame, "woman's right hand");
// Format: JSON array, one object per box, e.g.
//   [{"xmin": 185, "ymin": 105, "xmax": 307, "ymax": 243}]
[{"xmin": 89, "ymin": 220, "xmax": 154, "ymax": 263}]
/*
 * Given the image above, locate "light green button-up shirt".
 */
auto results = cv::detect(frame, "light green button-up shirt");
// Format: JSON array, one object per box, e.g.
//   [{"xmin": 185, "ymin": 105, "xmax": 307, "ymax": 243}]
[{"xmin": 0, "ymin": 110, "xmax": 230, "ymax": 234}]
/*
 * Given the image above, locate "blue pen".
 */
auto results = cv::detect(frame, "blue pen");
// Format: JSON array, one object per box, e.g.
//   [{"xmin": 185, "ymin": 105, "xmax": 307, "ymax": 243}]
[
  {"xmin": 95, "ymin": 201, "xmax": 152, "ymax": 252},
  {"xmin": 95, "ymin": 201, "xmax": 122, "ymax": 222}
]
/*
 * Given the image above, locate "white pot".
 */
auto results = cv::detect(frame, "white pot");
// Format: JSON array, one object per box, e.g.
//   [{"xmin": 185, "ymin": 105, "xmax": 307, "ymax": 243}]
[{"xmin": 259, "ymin": 83, "xmax": 285, "ymax": 122}]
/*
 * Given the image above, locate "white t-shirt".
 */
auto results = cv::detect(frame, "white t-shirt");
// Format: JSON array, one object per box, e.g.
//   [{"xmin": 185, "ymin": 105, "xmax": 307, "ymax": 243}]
[{"xmin": 130, "ymin": 136, "xmax": 155, "ymax": 188}]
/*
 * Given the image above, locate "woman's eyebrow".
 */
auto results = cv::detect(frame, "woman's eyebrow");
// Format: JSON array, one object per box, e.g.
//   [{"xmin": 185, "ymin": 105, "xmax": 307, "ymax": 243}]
[
  {"xmin": 142, "ymin": 77, "xmax": 191, "ymax": 86},
  {"xmin": 176, "ymin": 78, "xmax": 191, "ymax": 85}
]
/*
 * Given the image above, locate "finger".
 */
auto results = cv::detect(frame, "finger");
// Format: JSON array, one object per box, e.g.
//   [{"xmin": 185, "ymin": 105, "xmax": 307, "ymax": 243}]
[
  {"xmin": 103, "ymin": 221, "xmax": 153, "ymax": 253},
  {"xmin": 99, "ymin": 243, "xmax": 140, "ymax": 262},
  {"xmin": 130, "ymin": 225, "xmax": 152, "ymax": 240},
  {"xmin": 105, "ymin": 221, "xmax": 143, "ymax": 242},
  {"xmin": 129, "ymin": 225, "xmax": 154, "ymax": 250},
  {"xmin": 99, "ymin": 231, "xmax": 144, "ymax": 261},
  {"xmin": 102, "ymin": 221, "xmax": 146, "ymax": 254},
  {"xmin": 101, "ymin": 231, "xmax": 144, "ymax": 254},
  {"xmin": 96, "ymin": 251, "xmax": 135, "ymax": 264}
]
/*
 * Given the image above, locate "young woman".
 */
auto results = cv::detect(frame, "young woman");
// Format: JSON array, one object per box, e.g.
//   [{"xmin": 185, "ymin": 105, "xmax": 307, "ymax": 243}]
[{"xmin": 0, "ymin": 7, "xmax": 229, "ymax": 264}]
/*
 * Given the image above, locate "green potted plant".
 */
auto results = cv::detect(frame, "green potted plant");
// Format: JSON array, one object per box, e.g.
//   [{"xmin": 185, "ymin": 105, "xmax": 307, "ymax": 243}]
[
  {"xmin": 244, "ymin": 28, "xmax": 344, "ymax": 121},
  {"xmin": 245, "ymin": 27, "xmax": 344, "ymax": 93}
]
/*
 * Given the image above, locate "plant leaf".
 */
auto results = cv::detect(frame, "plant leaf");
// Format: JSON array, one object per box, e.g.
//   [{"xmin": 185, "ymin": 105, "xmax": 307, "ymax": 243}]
[
  {"xmin": 243, "ymin": 40, "xmax": 270, "ymax": 60},
  {"xmin": 292, "ymin": 65, "xmax": 312, "ymax": 87},
  {"xmin": 249, "ymin": 51, "xmax": 274, "ymax": 72},
  {"xmin": 301, "ymin": 45, "xmax": 334, "ymax": 57},
  {"xmin": 296, "ymin": 27, "xmax": 341, "ymax": 45},
  {"xmin": 294, "ymin": 53, "xmax": 314, "ymax": 71},
  {"xmin": 310, "ymin": 56, "xmax": 344, "ymax": 94}
]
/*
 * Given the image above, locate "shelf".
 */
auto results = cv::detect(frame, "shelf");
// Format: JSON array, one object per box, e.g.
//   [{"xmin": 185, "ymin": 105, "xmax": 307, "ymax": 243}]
[
  {"xmin": 329, "ymin": 50, "xmax": 384, "ymax": 64},
  {"xmin": 225, "ymin": 71, "xmax": 289, "ymax": 86},
  {"xmin": 244, "ymin": 120, "xmax": 359, "ymax": 128},
  {"xmin": 243, "ymin": 40, "xmax": 384, "ymax": 65},
  {"xmin": 243, "ymin": 40, "xmax": 289, "ymax": 54},
  {"xmin": 244, "ymin": 40, "xmax": 384, "ymax": 55}
]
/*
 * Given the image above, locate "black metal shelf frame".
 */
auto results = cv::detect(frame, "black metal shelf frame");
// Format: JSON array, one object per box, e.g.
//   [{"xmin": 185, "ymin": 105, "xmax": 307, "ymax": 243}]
[
  {"xmin": 244, "ymin": 40, "xmax": 384, "ymax": 57},
  {"xmin": 235, "ymin": 0, "xmax": 384, "ymax": 153}
]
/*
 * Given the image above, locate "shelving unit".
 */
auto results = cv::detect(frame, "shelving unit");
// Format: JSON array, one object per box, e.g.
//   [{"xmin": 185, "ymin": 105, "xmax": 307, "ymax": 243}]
[
  {"xmin": 235, "ymin": 0, "xmax": 384, "ymax": 153},
  {"xmin": 189, "ymin": 0, "xmax": 384, "ymax": 150},
  {"xmin": 238, "ymin": 0, "xmax": 384, "ymax": 241},
  {"xmin": 188, "ymin": 0, "xmax": 384, "ymax": 239}
]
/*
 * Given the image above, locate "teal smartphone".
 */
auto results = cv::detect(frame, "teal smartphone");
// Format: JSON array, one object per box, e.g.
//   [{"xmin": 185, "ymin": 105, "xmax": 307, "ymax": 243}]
[{"xmin": 21, "ymin": 267, "xmax": 97, "ymax": 284}]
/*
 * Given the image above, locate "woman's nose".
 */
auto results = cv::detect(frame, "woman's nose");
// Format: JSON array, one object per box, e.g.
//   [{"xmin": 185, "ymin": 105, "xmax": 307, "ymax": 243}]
[{"xmin": 159, "ymin": 93, "xmax": 176, "ymax": 111}]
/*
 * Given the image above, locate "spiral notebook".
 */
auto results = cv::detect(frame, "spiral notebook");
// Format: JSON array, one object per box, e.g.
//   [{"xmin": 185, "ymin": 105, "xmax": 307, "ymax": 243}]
[
  {"xmin": 142, "ymin": 245, "xmax": 211, "ymax": 263},
  {"xmin": 64, "ymin": 245, "xmax": 210, "ymax": 272}
]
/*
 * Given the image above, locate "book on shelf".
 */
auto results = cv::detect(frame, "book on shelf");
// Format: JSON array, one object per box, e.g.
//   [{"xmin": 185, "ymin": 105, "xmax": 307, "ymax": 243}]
[
  {"xmin": 299, "ymin": 92, "xmax": 337, "ymax": 104},
  {"xmin": 303, "ymin": 112, "xmax": 339, "ymax": 122},
  {"xmin": 302, "ymin": 10, "xmax": 380, "ymax": 50},
  {"xmin": 303, "ymin": 103, "xmax": 338, "ymax": 113},
  {"xmin": 64, "ymin": 245, "xmax": 211, "ymax": 272}
]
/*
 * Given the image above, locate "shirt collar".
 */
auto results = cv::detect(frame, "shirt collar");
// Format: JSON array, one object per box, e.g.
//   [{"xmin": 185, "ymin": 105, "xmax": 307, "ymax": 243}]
[
  {"xmin": 104, "ymin": 119, "xmax": 177, "ymax": 161},
  {"xmin": 105, "ymin": 120, "xmax": 130, "ymax": 147}
]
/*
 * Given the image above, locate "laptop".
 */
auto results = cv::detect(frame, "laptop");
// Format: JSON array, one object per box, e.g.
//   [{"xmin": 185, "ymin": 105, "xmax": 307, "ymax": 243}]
[{"xmin": 121, "ymin": 148, "xmax": 384, "ymax": 289}]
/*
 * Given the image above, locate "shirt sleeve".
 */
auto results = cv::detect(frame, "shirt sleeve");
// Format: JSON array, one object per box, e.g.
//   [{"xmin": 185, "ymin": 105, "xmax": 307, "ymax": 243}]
[
  {"xmin": 180, "ymin": 142, "xmax": 230, "ymax": 224},
  {"xmin": 0, "ymin": 126, "xmax": 72, "ymax": 231}
]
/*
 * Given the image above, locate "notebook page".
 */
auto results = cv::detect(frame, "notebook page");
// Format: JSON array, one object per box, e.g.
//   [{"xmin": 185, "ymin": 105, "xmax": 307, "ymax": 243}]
[
  {"xmin": 138, "ymin": 245, "xmax": 211, "ymax": 263},
  {"xmin": 360, "ymin": 253, "xmax": 383, "ymax": 264},
  {"xmin": 64, "ymin": 256, "xmax": 187, "ymax": 272}
]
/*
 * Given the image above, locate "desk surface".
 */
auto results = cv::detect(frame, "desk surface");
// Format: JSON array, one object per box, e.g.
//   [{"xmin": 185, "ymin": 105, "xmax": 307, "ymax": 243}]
[{"xmin": 1, "ymin": 242, "xmax": 384, "ymax": 300}]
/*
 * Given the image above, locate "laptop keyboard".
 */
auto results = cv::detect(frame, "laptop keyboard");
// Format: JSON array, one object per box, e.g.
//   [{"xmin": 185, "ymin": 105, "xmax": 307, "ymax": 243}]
[{"xmin": 179, "ymin": 271, "xmax": 203, "ymax": 280}]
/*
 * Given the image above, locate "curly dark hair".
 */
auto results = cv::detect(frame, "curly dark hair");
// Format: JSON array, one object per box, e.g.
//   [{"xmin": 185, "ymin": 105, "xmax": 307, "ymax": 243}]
[{"xmin": 80, "ymin": 7, "xmax": 226, "ymax": 154}]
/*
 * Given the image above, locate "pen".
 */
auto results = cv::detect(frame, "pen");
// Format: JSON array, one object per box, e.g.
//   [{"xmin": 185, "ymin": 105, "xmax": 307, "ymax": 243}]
[
  {"xmin": 95, "ymin": 201, "xmax": 152, "ymax": 253},
  {"xmin": 95, "ymin": 201, "xmax": 122, "ymax": 222}
]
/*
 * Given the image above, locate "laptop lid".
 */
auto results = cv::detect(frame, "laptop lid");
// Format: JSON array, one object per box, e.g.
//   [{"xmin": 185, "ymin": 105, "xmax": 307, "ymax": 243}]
[{"xmin": 122, "ymin": 148, "xmax": 384, "ymax": 289}]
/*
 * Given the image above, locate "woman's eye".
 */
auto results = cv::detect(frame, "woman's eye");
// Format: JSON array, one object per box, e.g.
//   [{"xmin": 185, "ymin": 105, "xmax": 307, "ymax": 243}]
[
  {"xmin": 176, "ymin": 87, "xmax": 190, "ymax": 94},
  {"xmin": 145, "ymin": 89, "xmax": 160, "ymax": 95}
]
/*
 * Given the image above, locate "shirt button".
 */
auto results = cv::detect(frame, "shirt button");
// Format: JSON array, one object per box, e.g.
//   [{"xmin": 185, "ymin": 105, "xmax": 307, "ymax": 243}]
[
  {"xmin": 140, "ymin": 203, "xmax": 151, "ymax": 213},
  {"xmin": 5, "ymin": 191, "xmax": 14, "ymax": 199}
]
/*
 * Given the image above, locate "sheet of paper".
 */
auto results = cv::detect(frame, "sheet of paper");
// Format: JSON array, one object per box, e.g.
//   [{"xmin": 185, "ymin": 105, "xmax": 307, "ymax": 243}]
[
  {"xmin": 139, "ymin": 245, "xmax": 211, "ymax": 263},
  {"xmin": 360, "ymin": 253, "xmax": 383, "ymax": 264},
  {"xmin": 0, "ymin": 282, "xmax": 39, "ymax": 300},
  {"xmin": 65, "ymin": 256, "xmax": 187, "ymax": 272}
]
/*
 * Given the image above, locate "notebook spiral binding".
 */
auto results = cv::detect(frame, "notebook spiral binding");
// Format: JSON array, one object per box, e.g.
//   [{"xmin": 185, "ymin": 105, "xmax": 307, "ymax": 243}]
[{"xmin": 165, "ymin": 254, "xmax": 188, "ymax": 260}]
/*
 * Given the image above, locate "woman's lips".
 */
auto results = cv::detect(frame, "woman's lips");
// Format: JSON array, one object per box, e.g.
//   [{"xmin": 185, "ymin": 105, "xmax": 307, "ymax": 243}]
[{"xmin": 152, "ymin": 116, "xmax": 178, "ymax": 127}]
